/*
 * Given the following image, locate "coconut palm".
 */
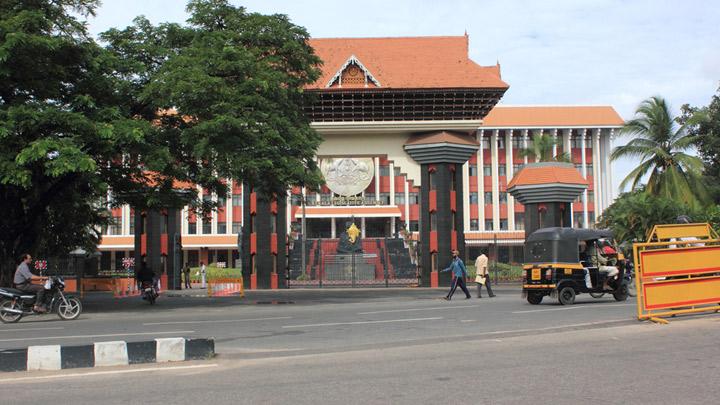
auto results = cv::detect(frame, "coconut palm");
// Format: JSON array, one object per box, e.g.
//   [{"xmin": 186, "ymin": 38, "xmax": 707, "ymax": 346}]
[
  {"xmin": 612, "ymin": 96, "xmax": 708, "ymax": 208},
  {"xmin": 519, "ymin": 133, "xmax": 571, "ymax": 162}
]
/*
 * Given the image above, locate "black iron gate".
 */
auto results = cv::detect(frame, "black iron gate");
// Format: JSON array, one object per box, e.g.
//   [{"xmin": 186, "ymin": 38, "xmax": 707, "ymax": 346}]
[{"xmin": 287, "ymin": 237, "xmax": 418, "ymax": 287}]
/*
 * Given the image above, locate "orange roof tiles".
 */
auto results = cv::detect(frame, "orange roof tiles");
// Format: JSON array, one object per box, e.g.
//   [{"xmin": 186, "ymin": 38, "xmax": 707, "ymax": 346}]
[
  {"xmin": 308, "ymin": 36, "xmax": 508, "ymax": 90},
  {"xmin": 507, "ymin": 165, "xmax": 588, "ymax": 189},
  {"xmin": 481, "ymin": 106, "xmax": 624, "ymax": 127},
  {"xmin": 404, "ymin": 131, "xmax": 479, "ymax": 146}
]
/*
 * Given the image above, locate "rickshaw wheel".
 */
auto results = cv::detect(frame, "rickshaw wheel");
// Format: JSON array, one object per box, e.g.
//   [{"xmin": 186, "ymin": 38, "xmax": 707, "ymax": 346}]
[
  {"xmin": 589, "ymin": 292, "xmax": 605, "ymax": 299},
  {"xmin": 527, "ymin": 292, "xmax": 543, "ymax": 305},
  {"xmin": 613, "ymin": 284, "xmax": 629, "ymax": 302},
  {"xmin": 558, "ymin": 286, "xmax": 576, "ymax": 305}
]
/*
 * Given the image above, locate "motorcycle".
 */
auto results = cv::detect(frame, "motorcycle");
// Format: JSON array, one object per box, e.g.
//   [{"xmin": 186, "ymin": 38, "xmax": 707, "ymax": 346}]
[
  {"xmin": 141, "ymin": 280, "xmax": 158, "ymax": 305},
  {"xmin": 0, "ymin": 276, "xmax": 82, "ymax": 323}
]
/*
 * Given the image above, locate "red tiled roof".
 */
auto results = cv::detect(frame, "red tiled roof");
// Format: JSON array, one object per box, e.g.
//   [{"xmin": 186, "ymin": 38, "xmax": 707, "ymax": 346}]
[
  {"xmin": 308, "ymin": 36, "xmax": 509, "ymax": 90},
  {"xmin": 482, "ymin": 106, "xmax": 624, "ymax": 127},
  {"xmin": 507, "ymin": 164, "xmax": 588, "ymax": 188},
  {"xmin": 404, "ymin": 131, "xmax": 479, "ymax": 146}
]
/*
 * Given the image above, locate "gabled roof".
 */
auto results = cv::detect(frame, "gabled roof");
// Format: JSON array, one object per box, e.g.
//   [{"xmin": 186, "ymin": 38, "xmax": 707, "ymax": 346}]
[
  {"xmin": 308, "ymin": 36, "xmax": 509, "ymax": 90},
  {"xmin": 481, "ymin": 106, "xmax": 624, "ymax": 127}
]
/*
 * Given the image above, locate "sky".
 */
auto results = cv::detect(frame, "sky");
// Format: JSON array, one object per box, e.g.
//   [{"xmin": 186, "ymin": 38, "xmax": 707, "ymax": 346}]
[{"xmin": 85, "ymin": 0, "xmax": 720, "ymax": 198}]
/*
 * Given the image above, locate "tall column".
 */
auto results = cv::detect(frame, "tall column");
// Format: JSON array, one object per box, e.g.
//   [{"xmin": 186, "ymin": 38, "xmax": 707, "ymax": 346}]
[
  {"xmin": 361, "ymin": 217, "xmax": 366, "ymax": 238},
  {"xmin": 211, "ymin": 193, "xmax": 218, "ymax": 235},
  {"xmin": 563, "ymin": 129, "xmax": 572, "ymax": 155},
  {"xmin": 604, "ymin": 129, "xmax": 615, "ymax": 210},
  {"xmin": 522, "ymin": 129, "xmax": 529, "ymax": 165},
  {"xmin": 374, "ymin": 157, "xmax": 380, "ymax": 200},
  {"xmin": 552, "ymin": 128, "xmax": 558, "ymax": 157},
  {"xmin": 122, "ymin": 205, "xmax": 131, "ymax": 235},
  {"xmin": 225, "ymin": 181, "xmax": 232, "ymax": 233},
  {"xmin": 196, "ymin": 185, "xmax": 204, "ymax": 234},
  {"xmin": 592, "ymin": 129, "xmax": 601, "ymax": 216},
  {"xmin": 565, "ymin": 129, "xmax": 574, "ymax": 228},
  {"xmin": 505, "ymin": 130, "xmax": 515, "ymax": 230},
  {"xmin": 491, "ymin": 130, "xmax": 500, "ymax": 231},
  {"xmin": 404, "ymin": 180, "xmax": 410, "ymax": 230},
  {"xmin": 331, "ymin": 216, "xmax": 336, "ymax": 238},
  {"xmin": 581, "ymin": 129, "xmax": 589, "ymax": 228},
  {"xmin": 462, "ymin": 161, "xmax": 470, "ymax": 232},
  {"xmin": 389, "ymin": 162, "xmax": 395, "ymax": 205},
  {"xmin": 478, "ymin": 130, "xmax": 485, "ymax": 231}
]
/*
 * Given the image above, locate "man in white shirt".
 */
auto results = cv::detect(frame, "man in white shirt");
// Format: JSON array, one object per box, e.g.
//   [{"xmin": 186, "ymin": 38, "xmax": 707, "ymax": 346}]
[{"xmin": 474, "ymin": 251, "xmax": 495, "ymax": 298}]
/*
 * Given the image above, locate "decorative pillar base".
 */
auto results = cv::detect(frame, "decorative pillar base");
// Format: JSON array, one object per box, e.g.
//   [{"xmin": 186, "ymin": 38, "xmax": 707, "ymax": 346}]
[
  {"xmin": 270, "ymin": 273, "xmax": 278, "ymax": 290},
  {"xmin": 250, "ymin": 274, "xmax": 257, "ymax": 290},
  {"xmin": 431, "ymin": 271, "xmax": 439, "ymax": 288}
]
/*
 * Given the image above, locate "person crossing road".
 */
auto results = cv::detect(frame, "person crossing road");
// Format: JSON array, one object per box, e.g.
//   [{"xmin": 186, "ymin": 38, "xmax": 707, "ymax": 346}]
[{"xmin": 442, "ymin": 250, "xmax": 471, "ymax": 300}]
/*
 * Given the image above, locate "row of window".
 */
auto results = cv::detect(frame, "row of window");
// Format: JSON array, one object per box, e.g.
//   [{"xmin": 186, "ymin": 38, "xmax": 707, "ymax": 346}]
[{"xmin": 480, "ymin": 136, "xmax": 594, "ymax": 150}]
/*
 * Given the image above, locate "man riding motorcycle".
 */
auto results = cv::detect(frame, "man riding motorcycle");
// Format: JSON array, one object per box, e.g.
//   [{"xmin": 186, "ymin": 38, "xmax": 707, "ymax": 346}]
[{"xmin": 13, "ymin": 253, "xmax": 46, "ymax": 313}]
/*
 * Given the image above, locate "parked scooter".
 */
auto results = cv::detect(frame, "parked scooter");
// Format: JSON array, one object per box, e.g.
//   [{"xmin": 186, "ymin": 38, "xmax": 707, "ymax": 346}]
[{"xmin": 0, "ymin": 276, "xmax": 82, "ymax": 323}]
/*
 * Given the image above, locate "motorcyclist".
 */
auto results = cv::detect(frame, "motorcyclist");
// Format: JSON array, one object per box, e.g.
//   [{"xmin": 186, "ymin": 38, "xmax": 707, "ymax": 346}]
[
  {"xmin": 136, "ymin": 261, "xmax": 158, "ymax": 297},
  {"xmin": 13, "ymin": 253, "xmax": 46, "ymax": 313}
]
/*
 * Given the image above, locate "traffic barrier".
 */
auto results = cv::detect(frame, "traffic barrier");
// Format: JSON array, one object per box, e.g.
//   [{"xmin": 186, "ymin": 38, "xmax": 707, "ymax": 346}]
[
  {"xmin": 633, "ymin": 223, "xmax": 720, "ymax": 323},
  {"xmin": 112, "ymin": 277, "xmax": 141, "ymax": 298},
  {"xmin": 207, "ymin": 278, "xmax": 244, "ymax": 297}
]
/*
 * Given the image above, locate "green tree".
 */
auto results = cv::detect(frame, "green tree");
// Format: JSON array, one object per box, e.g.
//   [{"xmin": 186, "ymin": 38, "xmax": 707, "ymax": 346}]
[
  {"xmin": 0, "ymin": 0, "xmax": 154, "ymax": 284},
  {"xmin": 101, "ymin": 0, "xmax": 325, "ymax": 198},
  {"xmin": 612, "ymin": 96, "xmax": 708, "ymax": 208},
  {"xmin": 597, "ymin": 190, "xmax": 687, "ymax": 246},
  {"xmin": 679, "ymin": 87, "xmax": 720, "ymax": 202},
  {"xmin": 0, "ymin": 0, "xmax": 324, "ymax": 285},
  {"xmin": 518, "ymin": 133, "xmax": 571, "ymax": 163}
]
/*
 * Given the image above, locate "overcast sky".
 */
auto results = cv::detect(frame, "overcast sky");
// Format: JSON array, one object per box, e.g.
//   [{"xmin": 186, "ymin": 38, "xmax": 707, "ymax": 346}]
[{"xmin": 86, "ymin": 0, "xmax": 720, "ymax": 197}]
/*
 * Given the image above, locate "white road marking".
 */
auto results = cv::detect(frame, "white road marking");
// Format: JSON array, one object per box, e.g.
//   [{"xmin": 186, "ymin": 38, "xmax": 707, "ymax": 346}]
[
  {"xmin": 143, "ymin": 316, "xmax": 291, "ymax": 326},
  {"xmin": 282, "ymin": 317, "xmax": 442, "ymax": 328},
  {"xmin": 460, "ymin": 320, "xmax": 476, "ymax": 323},
  {"xmin": 0, "ymin": 330, "xmax": 195, "ymax": 343},
  {"xmin": 512, "ymin": 303, "xmax": 634, "ymax": 314},
  {"xmin": 0, "ymin": 327, "xmax": 65, "ymax": 333},
  {"xmin": 0, "ymin": 364, "xmax": 218, "ymax": 384},
  {"xmin": 358, "ymin": 305, "xmax": 478, "ymax": 315}
]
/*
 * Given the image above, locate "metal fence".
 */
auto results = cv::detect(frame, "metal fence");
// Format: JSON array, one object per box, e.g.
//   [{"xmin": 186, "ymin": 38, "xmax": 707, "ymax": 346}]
[{"xmin": 287, "ymin": 237, "xmax": 418, "ymax": 287}]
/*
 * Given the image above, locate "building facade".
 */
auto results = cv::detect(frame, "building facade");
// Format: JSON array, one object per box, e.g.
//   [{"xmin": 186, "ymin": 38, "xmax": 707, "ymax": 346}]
[{"xmin": 97, "ymin": 36, "xmax": 623, "ymax": 286}]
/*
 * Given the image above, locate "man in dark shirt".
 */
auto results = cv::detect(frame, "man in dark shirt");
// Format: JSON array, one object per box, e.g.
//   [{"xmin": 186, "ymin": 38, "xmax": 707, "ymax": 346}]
[{"xmin": 13, "ymin": 253, "xmax": 46, "ymax": 312}]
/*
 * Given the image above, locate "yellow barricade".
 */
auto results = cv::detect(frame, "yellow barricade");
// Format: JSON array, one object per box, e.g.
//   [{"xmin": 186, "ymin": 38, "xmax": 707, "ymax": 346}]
[
  {"xmin": 633, "ymin": 223, "xmax": 720, "ymax": 323},
  {"xmin": 207, "ymin": 278, "xmax": 245, "ymax": 298}
]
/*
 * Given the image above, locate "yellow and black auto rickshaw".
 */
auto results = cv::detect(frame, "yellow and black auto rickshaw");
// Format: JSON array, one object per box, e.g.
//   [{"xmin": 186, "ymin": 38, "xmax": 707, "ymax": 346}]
[{"xmin": 522, "ymin": 227, "xmax": 629, "ymax": 305}]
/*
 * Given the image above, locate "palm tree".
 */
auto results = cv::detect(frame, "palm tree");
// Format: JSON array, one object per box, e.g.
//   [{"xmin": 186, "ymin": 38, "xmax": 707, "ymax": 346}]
[
  {"xmin": 612, "ymin": 96, "xmax": 708, "ymax": 208},
  {"xmin": 519, "ymin": 133, "xmax": 571, "ymax": 162}
]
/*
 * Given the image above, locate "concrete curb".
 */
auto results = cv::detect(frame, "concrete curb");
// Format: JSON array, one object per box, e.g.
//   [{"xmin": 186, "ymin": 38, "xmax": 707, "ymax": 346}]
[{"xmin": 0, "ymin": 338, "xmax": 214, "ymax": 373}]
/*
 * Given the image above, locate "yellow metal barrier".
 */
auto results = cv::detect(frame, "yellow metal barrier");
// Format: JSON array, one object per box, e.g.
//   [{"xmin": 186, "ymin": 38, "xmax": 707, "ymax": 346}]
[
  {"xmin": 633, "ymin": 223, "xmax": 720, "ymax": 323},
  {"xmin": 207, "ymin": 278, "xmax": 245, "ymax": 297}
]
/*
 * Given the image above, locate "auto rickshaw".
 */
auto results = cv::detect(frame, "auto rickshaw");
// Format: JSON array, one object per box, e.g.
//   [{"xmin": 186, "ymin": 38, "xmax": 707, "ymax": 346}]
[{"xmin": 521, "ymin": 227, "xmax": 629, "ymax": 305}]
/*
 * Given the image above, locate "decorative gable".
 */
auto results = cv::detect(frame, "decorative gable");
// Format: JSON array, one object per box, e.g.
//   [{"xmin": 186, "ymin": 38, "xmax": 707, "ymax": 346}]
[{"xmin": 325, "ymin": 55, "xmax": 381, "ymax": 88}]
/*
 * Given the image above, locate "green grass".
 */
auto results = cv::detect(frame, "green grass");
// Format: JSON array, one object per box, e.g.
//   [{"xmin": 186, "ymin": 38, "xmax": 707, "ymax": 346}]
[
  {"xmin": 186, "ymin": 265, "xmax": 243, "ymax": 282},
  {"xmin": 465, "ymin": 262, "xmax": 523, "ymax": 281}
]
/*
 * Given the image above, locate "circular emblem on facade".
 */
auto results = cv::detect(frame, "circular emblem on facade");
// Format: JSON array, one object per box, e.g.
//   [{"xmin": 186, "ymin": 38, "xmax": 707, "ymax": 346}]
[{"xmin": 320, "ymin": 158, "xmax": 374, "ymax": 197}]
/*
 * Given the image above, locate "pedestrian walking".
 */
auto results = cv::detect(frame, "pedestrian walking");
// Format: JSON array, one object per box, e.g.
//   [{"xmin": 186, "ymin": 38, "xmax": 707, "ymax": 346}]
[
  {"xmin": 200, "ymin": 261, "xmax": 207, "ymax": 289},
  {"xmin": 442, "ymin": 250, "xmax": 471, "ymax": 300},
  {"xmin": 183, "ymin": 264, "xmax": 191, "ymax": 289},
  {"xmin": 474, "ymin": 251, "xmax": 495, "ymax": 298}
]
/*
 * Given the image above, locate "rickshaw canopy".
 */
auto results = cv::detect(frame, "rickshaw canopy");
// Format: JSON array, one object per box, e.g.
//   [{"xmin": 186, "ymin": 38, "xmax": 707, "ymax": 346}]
[{"xmin": 524, "ymin": 227, "xmax": 614, "ymax": 264}]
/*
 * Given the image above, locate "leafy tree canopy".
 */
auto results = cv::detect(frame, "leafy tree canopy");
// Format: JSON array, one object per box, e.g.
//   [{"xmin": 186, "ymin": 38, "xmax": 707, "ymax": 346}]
[
  {"xmin": 598, "ymin": 188, "xmax": 720, "ymax": 251},
  {"xmin": 518, "ymin": 133, "xmax": 571, "ymax": 163},
  {"xmin": 612, "ymin": 96, "xmax": 709, "ymax": 209},
  {"xmin": 0, "ymin": 0, "xmax": 323, "ymax": 284},
  {"xmin": 679, "ymin": 86, "xmax": 720, "ymax": 202}
]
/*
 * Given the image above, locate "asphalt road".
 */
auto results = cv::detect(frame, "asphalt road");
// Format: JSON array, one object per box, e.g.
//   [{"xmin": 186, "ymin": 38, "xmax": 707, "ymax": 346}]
[
  {"xmin": 1, "ymin": 314, "xmax": 718, "ymax": 404},
  {"xmin": 0, "ymin": 286, "xmax": 640, "ymax": 357}
]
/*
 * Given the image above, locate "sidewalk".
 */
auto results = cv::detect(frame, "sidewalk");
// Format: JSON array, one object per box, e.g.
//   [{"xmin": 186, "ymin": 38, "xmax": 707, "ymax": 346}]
[{"xmin": 78, "ymin": 283, "xmax": 523, "ymax": 312}]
